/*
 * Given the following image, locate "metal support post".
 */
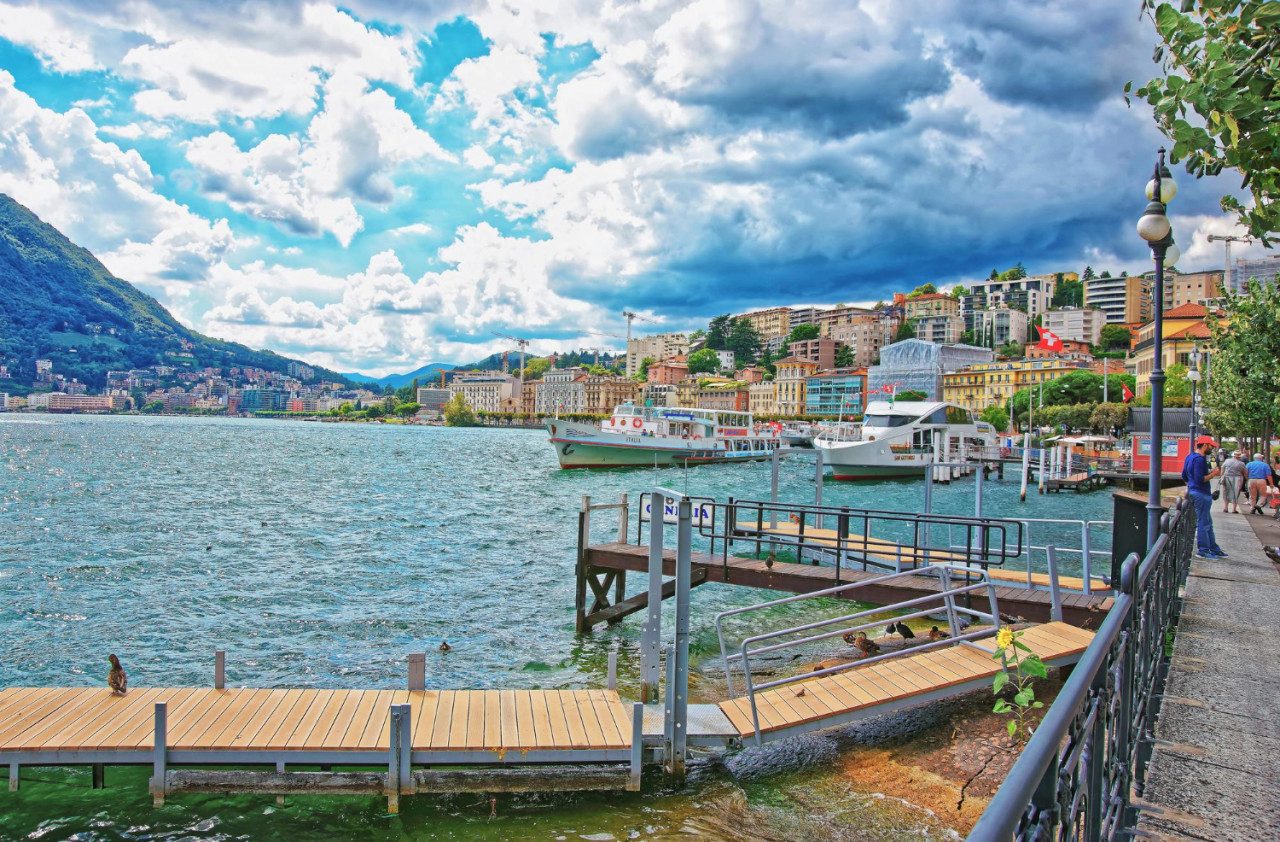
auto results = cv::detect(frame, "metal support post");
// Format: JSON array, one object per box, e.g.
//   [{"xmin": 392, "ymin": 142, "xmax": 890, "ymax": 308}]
[
  {"xmin": 1045, "ymin": 545, "xmax": 1063, "ymax": 623},
  {"xmin": 975, "ymin": 460, "xmax": 984, "ymax": 519},
  {"xmin": 769, "ymin": 451, "xmax": 780, "ymax": 528},
  {"xmin": 92, "ymin": 763, "xmax": 105, "ymax": 789},
  {"xmin": 8, "ymin": 763, "xmax": 17, "ymax": 792},
  {"xmin": 150, "ymin": 702, "xmax": 167, "ymax": 806},
  {"xmin": 398, "ymin": 703, "xmax": 413, "ymax": 795},
  {"xmin": 813, "ymin": 450, "xmax": 824, "ymax": 528},
  {"xmin": 1038, "ymin": 447, "xmax": 1046, "ymax": 494},
  {"xmin": 387, "ymin": 706, "xmax": 402, "ymax": 813},
  {"xmin": 641, "ymin": 501, "xmax": 665, "ymax": 702},
  {"xmin": 667, "ymin": 498, "xmax": 692, "ymax": 783},
  {"xmin": 408, "ymin": 653, "xmax": 426, "ymax": 691},
  {"xmin": 607, "ymin": 647, "xmax": 618, "ymax": 691},
  {"xmin": 628, "ymin": 702, "xmax": 645, "ymax": 791},
  {"xmin": 214, "ymin": 650, "xmax": 225, "ymax": 690},
  {"xmin": 575, "ymin": 504, "xmax": 589, "ymax": 634},
  {"xmin": 1020, "ymin": 432, "xmax": 1031, "ymax": 501}
]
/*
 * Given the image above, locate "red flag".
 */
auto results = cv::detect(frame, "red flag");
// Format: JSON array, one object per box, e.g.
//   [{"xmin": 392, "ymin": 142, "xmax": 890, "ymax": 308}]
[
  {"xmin": 1036, "ymin": 325, "xmax": 1064, "ymax": 352},
  {"xmin": 1121, "ymin": 383, "xmax": 1134, "ymax": 403}
]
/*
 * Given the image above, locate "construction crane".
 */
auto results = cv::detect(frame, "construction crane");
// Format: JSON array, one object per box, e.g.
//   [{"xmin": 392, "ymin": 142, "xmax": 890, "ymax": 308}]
[
  {"xmin": 622, "ymin": 310, "xmax": 657, "ymax": 376},
  {"xmin": 491, "ymin": 331, "xmax": 530, "ymax": 390},
  {"xmin": 1207, "ymin": 234, "xmax": 1255, "ymax": 294}
]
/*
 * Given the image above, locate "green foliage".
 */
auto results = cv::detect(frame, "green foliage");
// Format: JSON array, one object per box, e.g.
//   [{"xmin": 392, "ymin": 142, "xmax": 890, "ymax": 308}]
[
  {"xmin": 1052, "ymin": 278, "xmax": 1084, "ymax": 308},
  {"xmin": 980, "ymin": 404, "xmax": 1010, "ymax": 432},
  {"xmin": 1010, "ymin": 370, "xmax": 1138, "ymax": 422},
  {"xmin": 897, "ymin": 390, "xmax": 928, "ymax": 401},
  {"xmin": 959, "ymin": 330, "xmax": 977, "ymax": 346},
  {"xmin": 1131, "ymin": 0, "xmax": 1280, "ymax": 242},
  {"xmin": 834, "ymin": 343, "xmax": 855, "ymax": 368},
  {"xmin": 726, "ymin": 317, "xmax": 763, "ymax": 365},
  {"xmin": 991, "ymin": 627, "xmax": 1047, "ymax": 744},
  {"xmin": 706, "ymin": 314, "xmax": 732, "ymax": 350},
  {"xmin": 1131, "ymin": 363, "xmax": 1193, "ymax": 407},
  {"xmin": 686, "ymin": 348, "xmax": 721, "ymax": 375},
  {"xmin": 1099, "ymin": 324, "xmax": 1133, "ymax": 350},
  {"xmin": 365, "ymin": 404, "xmax": 384, "ymax": 419},
  {"xmin": 997, "ymin": 341, "xmax": 1024, "ymax": 358},
  {"xmin": 950, "ymin": 285, "xmax": 968, "ymax": 299},
  {"xmin": 141, "ymin": 400, "xmax": 164, "ymax": 413},
  {"xmin": 995, "ymin": 263, "xmax": 1027, "ymax": 282},
  {"xmin": 394, "ymin": 402, "xmax": 420, "ymax": 417},
  {"xmin": 521, "ymin": 357, "xmax": 552, "ymax": 380},
  {"xmin": 1203, "ymin": 279, "xmax": 1280, "ymax": 439},
  {"xmin": 637, "ymin": 356, "xmax": 656, "ymax": 380},
  {"xmin": 906, "ymin": 282, "xmax": 938, "ymax": 298},
  {"xmin": 0, "ymin": 194, "xmax": 350, "ymax": 390},
  {"xmin": 1090, "ymin": 402, "xmax": 1129, "ymax": 433},
  {"xmin": 1082, "ymin": 265, "xmax": 1096, "ymax": 281},
  {"xmin": 894, "ymin": 321, "xmax": 916, "ymax": 342},
  {"xmin": 759, "ymin": 348, "xmax": 775, "ymax": 375},
  {"xmin": 443, "ymin": 393, "xmax": 480, "ymax": 426},
  {"xmin": 787, "ymin": 324, "xmax": 821, "ymax": 342}
]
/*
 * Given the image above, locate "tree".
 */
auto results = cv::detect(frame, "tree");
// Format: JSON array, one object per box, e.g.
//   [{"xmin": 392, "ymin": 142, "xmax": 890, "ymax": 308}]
[
  {"xmin": 1099, "ymin": 324, "xmax": 1132, "ymax": 351},
  {"xmin": 637, "ymin": 356, "xmax": 657, "ymax": 380},
  {"xmin": 998, "ymin": 341, "xmax": 1024, "ymax": 358},
  {"xmin": 686, "ymin": 348, "xmax": 721, "ymax": 375},
  {"xmin": 1082, "ymin": 265, "xmax": 1096, "ymax": 282},
  {"xmin": 339, "ymin": 401, "xmax": 353, "ymax": 416},
  {"xmin": 1203, "ymin": 279, "xmax": 1280, "ymax": 449},
  {"xmin": 907, "ymin": 283, "xmax": 938, "ymax": 298},
  {"xmin": 759, "ymin": 348, "xmax": 775, "ymax": 375},
  {"xmin": 706, "ymin": 315, "xmax": 732, "ymax": 350},
  {"xmin": 395, "ymin": 402, "xmax": 420, "ymax": 417},
  {"xmin": 834, "ymin": 343, "xmax": 855, "ymax": 368},
  {"xmin": 1131, "ymin": 1, "xmax": 1280, "ymax": 242},
  {"xmin": 894, "ymin": 321, "xmax": 915, "ymax": 342},
  {"xmin": 522, "ymin": 358, "xmax": 551, "ymax": 380},
  {"xmin": 787, "ymin": 324, "xmax": 820, "ymax": 342},
  {"xmin": 365, "ymin": 403, "xmax": 384, "ymax": 419},
  {"xmin": 395, "ymin": 382, "xmax": 416, "ymax": 404},
  {"xmin": 726, "ymin": 317, "xmax": 763, "ymax": 364},
  {"xmin": 443, "ymin": 393, "xmax": 480, "ymax": 426},
  {"xmin": 997, "ymin": 263, "xmax": 1027, "ymax": 281},
  {"xmin": 1052, "ymin": 278, "xmax": 1084, "ymax": 308},
  {"xmin": 1089, "ymin": 403, "xmax": 1129, "ymax": 434},
  {"xmin": 980, "ymin": 404, "xmax": 1010, "ymax": 432},
  {"xmin": 950, "ymin": 285, "xmax": 969, "ymax": 299},
  {"xmin": 897, "ymin": 390, "xmax": 928, "ymax": 401}
]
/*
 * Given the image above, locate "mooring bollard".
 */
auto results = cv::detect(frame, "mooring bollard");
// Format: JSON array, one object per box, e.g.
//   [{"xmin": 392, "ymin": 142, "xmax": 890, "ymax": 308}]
[
  {"xmin": 214, "ymin": 650, "xmax": 225, "ymax": 690},
  {"xmin": 408, "ymin": 653, "xmax": 426, "ymax": 692}
]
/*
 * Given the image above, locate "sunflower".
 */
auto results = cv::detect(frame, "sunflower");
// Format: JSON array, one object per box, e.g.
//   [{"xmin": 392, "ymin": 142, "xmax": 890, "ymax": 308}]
[{"xmin": 996, "ymin": 627, "xmax": 1014, "ymax": 651}]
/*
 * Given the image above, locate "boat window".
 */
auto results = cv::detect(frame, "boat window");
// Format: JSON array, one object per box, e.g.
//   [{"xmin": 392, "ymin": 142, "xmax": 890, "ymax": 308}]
[
  {"xmin": 945, "ymin": 406, "xmax": 973, "ymax": 425},
  {"xmin": 863, "ymin": 414, "xmax": 914, "ymax": 428},
  {"xmin": 927, "ymin": 408, "xmax": 948, "ymax": 424}
]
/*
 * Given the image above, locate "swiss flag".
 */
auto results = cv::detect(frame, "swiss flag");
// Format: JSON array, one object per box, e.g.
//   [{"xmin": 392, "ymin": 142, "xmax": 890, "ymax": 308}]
[
  {"xmin": 1121, "ymin": 383, "xmax": 1134, "ymax": 403},
  {"xmin": 1036, "ymin": 325, "xmax": 1064, "ymax": 352}
]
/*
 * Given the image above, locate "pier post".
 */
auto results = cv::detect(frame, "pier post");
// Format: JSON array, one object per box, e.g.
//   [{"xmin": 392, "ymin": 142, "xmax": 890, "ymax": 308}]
[
  {"xmin": 975, "ymin": 461, "xmax": 984, "ymax": 519},
  {"xmin": 149, "ymin": 703, "xmax": 167, "ymax": 807},
  {"xmin": 1020, "ymin": 433, "xmax": 1031, "ymax": 501},
  {"xmin": 667, "ymin": 498, "xmax": 692, "ymax": 783},
  {"xmin": 575, "ymin": 499, "xmax": 590, "ymax": 634},
  {"xmin": 7, "ymin": 763, "xmax": 16, "ymax": 792},
  {"xmin": 408, "ymin": 653, "xmax": 426, "ymax": 692},
  {"xmin": 92, "ymin": 763, "xmax": 105, "ymax": 789},
  {"xmin": 640, "ymin": 497, "xmax": 665, "ymax": 702},
  {"xmin": 628, "ymin": 702, "xmax": 644, "ymax": 791},
  {"xmin": 1038, "ymin": 447, "xmax": 1046, "ymax": 494},
  {"xmin": 1045, "ymin": 545, "xmax": 1063, "ymax": 623},
  {"xmin": 607, "ymin": 647, "xmax": 618, "ymax": 691},
  {"xmin": 214, "ymin": 650, "xmax": 225, "ymax": 690},
  {"xmin": 398, "ymin": 703, "xmax": 413, "ymax": 795}
]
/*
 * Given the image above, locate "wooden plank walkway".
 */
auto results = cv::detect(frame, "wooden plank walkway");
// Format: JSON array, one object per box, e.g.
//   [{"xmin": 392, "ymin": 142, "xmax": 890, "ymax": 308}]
[
  {"xmin": 733, "ymin": 520, "xmax": 974, "ymax": 565},
  {"xmin": 584, "ymin": 543, "xmax": 1114, "ymax": 626},
  {"xmin": 0, "ymin": 688, "xmax": 631, "ymax": 755},
  {"xmin": 982, "ymin": 568, "xmax": 1108, "ymax": 593},
  {"xmin": 718, "ymin": 622, "xmax": 1094, "ymax": 738}
]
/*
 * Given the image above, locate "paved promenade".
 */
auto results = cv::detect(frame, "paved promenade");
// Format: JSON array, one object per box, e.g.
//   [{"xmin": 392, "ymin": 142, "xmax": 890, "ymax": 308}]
[{"xmin": 1136, "ymin": 507, "xmax": 1280, "ymax": 842}]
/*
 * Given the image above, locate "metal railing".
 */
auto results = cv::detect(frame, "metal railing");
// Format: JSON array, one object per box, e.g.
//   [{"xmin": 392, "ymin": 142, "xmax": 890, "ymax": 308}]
[
  {"xmin": 637, "ymin": 496, "xmax": 1025, "ymax": 582},
  {"xmin": 967, "ymin": 496, "xmax": 1194, "ymax": 842},
  {"xmin": 713, "ymin": 564, "xmax": 1003, "ymax": 744}
]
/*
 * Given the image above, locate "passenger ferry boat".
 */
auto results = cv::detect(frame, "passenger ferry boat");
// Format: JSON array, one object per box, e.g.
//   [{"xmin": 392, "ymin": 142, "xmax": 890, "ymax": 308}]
[
  {"xmin": 546, "ymin": 404, "xmax": 783, "ymax": 468},
  {"xmin": 814, "ymin": 400, "xmax": 994, "ymax": 480}
]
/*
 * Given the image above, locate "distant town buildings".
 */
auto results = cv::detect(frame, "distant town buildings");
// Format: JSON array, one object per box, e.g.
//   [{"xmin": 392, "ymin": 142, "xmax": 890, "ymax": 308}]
[
  {"xmin": 972, "ymin": 307, "xmax": 1029, "ymax": 347},
  {"xmin": 869, "ymin": 339, "xmax": 994, "ymax": 401},
  {"xmin": 1231, "ymin": 255, "xmax": 1280, "ymax": 293},
  {"xmin": 625, "ymin": 332, "xmax": 688, "ymax": 377},
  {"xmin": 1084, "ymin": 274, "xmax": 1150, "ymax": 324},
  {"xmin": 1043, "ymin": 307, "xmax": 1107, "ymax": 345},
  {"xmin": 1129, "ymin": 303, "xmax": 1215, "ymax": 396},
  {"xmin": 448, "ymin": 373, "xmax": 522, "ymax": 413}
]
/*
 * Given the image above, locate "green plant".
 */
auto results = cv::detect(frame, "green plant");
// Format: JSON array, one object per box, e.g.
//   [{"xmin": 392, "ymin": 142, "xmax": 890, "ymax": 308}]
[{"xmin": 991, "ymin": 626, "xmax": 1047, "ymax": 741}]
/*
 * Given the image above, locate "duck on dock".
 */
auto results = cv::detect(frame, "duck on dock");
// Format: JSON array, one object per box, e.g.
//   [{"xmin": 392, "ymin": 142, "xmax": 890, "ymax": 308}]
[
  {"xmin": 851, "ymin": 631, "xmax": 880, "ymax": 656},
  {"xmin": 107, "ymin": 654, "xmax": 127, "ymax": 695},
  {"xmin": 928, "ymin": 626, "xmax": 950, "ymax": 641},
  {"xmin": 885, "ymin": 621, "xmax": 915, "ymax": 640}
]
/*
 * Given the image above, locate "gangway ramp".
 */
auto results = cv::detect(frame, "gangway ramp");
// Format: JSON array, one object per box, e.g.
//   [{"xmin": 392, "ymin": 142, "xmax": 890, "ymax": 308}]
[{"xmin": 717, "ymin": 623, "xmax": 1093, "ymax": 742}]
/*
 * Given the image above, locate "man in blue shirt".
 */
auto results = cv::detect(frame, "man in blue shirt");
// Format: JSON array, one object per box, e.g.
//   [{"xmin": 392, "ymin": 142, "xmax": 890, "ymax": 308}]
[
  {"xmin": 1183, "ymin": 436, "xmax": 1226, "ymax": 558},
  {"xmin": 1246, "ymin": 452, "xmax": 1272, "ymax": 513}
]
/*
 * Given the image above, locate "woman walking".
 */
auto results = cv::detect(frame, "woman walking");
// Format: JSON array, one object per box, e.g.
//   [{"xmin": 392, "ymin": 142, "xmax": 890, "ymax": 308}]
[{"xmin": 1221, "ymin": 450, "xmax": 1247, "ymax": 514}]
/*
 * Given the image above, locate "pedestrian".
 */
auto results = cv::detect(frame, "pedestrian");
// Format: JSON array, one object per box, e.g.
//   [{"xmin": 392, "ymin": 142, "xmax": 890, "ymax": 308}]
[
  {"xmin": 1220, "ymin": 450, "xmax": 1248, "ymax": 513},
  {"xmin": 1246, "ymin": 451, "xmax": 1271, "ymax": 514},
  {"xmin": 1182, "ymin": 435, "xmax": 1227, "ymax": 559}
]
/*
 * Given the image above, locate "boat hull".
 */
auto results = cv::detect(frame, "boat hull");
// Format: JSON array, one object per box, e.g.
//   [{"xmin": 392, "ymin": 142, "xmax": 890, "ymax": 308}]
[{"xmin": 546, "ymin": 420, "xmax": 775, "ymax": 468}]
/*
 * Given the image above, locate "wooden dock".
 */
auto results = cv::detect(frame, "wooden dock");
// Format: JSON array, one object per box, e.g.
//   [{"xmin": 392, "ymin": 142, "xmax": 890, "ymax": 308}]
[
  {"xmin": 580, "ymin": 542, "xmax": 1114, "ymax": 630},
  {"xmin": 1045, "ymin": 472, "xmax": 1106, "ymax": 493},
  {"xmin": 718, "ymin": 622, "xmax": 1093, "ymax": 741}
]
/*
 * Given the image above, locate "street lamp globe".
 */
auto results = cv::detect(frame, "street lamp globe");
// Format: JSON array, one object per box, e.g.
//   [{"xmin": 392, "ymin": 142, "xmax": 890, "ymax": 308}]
[
  {"xmin": 1145, "ymin": 162, "xmax": 1179, "ymax": 203},
  {"xmin": 1137, "ymin": 201, "xmax": 1171, "ymax": 241},
  {"xmin": 1164, "ymin": 237, "xmax": 1180, "ymax": 267}
]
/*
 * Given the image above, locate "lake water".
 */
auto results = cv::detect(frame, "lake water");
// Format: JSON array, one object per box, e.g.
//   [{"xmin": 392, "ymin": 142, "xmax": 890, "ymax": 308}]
[{"xmin": 0, "ymin": 414, "xmax": 1113, "ymax": 840}]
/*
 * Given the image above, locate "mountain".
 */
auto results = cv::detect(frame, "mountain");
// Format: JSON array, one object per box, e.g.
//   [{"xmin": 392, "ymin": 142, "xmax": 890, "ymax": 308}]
[
  {"xmin": 341, "ymin": 363, "xmax": 455, "ymax": 389},
  {"xmin": 0, "ymin": 194, "xmax": 352, "ymax": 391}
]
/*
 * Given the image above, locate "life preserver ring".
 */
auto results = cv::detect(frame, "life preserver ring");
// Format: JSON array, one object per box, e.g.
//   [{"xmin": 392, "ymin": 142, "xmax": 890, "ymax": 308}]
[
  {"xmin": 632, "ymin": 418, "xmax": 642, "ymax": 428},
  {"xmin": 610, "ymin": 418, "xmax": 616, "ymax": 426},
  {"xmin": 693, "ymin": 434, "xmax": 701, "ymax": 440},
  {"xmin": 1000, "ymin": 446, "xmax": 1010, "ymax": 457}
]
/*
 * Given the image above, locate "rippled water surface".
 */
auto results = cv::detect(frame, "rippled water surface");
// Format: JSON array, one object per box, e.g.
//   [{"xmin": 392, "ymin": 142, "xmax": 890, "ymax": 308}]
[{"xmin": 0, "ymin": 414, "xmax": 1112, "ymax": 840}]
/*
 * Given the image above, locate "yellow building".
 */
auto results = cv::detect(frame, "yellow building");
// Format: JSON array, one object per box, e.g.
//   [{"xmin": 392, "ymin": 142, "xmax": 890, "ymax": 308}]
[
  {"xmin": 1129, "ymin": 303, "xmax": 1215, "ymax": 396},
  {"xmin": 774, "ymin": 357, "xmax": 820, "ymax": 416},
  {"xmin": 737, "ymin": 307, "xmax": 792, "ymax": 341},
  {"xmin": 748, "ymin": 381, "xmax": 777, "ymax": 416},
  {"xmin": 942, "ymin": 357, "xmax": 1092, "ymax": 412}
]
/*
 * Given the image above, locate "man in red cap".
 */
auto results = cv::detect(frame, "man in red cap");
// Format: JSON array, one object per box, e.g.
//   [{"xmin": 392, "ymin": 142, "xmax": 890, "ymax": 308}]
[{"xmin": 1182, "ymin": 435, "xmax": 1227, "ymax": 559}]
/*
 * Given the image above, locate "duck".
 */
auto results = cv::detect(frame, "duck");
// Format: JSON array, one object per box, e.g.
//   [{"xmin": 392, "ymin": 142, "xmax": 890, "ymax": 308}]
[
  {"xmin": 765, "ymin": 551, "xmax": 776, "ymax": 569},
  {"xmin": 794, "ymin": 687, "xmax": 806, "ymax": 697},
  {"xmin": 928, "ymin": 626, "xmax": 950, "ymax": 641},
  {"xmin": 885, "ymin": 621, "xmax": 915, "ymax": 639},
  {"xmin": 853, "ymin": 631, "xmax": 881, "ymax": 656},
  {"xmin": 438, "ymin": 640, "xmax": 451, "ymax": 652},
  {"xmin": 1265, "ymin": 546, "xmax": 1280, "ymax": 565},
  {"xmin": 107, "ymin": 654, "xmax": 127, "ymax": 695},
  {"xmin": 788, "ymin": 513, "xmax": 801, "ymax": 526}
]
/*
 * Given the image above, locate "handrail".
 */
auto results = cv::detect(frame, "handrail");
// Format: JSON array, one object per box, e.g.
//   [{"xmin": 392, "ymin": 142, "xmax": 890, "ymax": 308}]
[
  {"xmin": 967, "ymin": 496, "xmax": 1193, "ymax": 841},
  {"xmin": 713, "ymin": 564, "xmax": 1003, "ymax": 743}
]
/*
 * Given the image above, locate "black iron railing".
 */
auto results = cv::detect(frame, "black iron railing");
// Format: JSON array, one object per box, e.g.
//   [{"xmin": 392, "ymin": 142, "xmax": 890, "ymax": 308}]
[
  {"xmin": 637, "ymin": 493, "xmax": 1025, "ymax": 583},
  {"xmin": 967, "ymin": 496, "xmax": 1194, "ymax": 842}
]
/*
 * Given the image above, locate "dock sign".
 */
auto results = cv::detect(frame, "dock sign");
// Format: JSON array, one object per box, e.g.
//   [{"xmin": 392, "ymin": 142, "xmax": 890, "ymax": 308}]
[{"xmin": 641, "ymin": 498, "xmax": 712, "ymax": 526}]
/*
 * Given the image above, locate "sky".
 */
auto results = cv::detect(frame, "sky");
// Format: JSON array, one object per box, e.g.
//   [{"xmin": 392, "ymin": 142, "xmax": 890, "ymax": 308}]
[{"xmin": 0, "ymin": 0, "xmax": 1272, "ymax": 376}]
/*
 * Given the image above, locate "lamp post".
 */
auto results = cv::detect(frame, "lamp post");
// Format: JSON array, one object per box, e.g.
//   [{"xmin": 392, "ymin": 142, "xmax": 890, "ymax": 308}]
[
  {"xmin": 1137, "ymin": 148, "xmax": 1178, "ymax": 549},
  {"xmin": 1188, "ymin": 347, "xmax": 1202, "ymax": 445}
]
